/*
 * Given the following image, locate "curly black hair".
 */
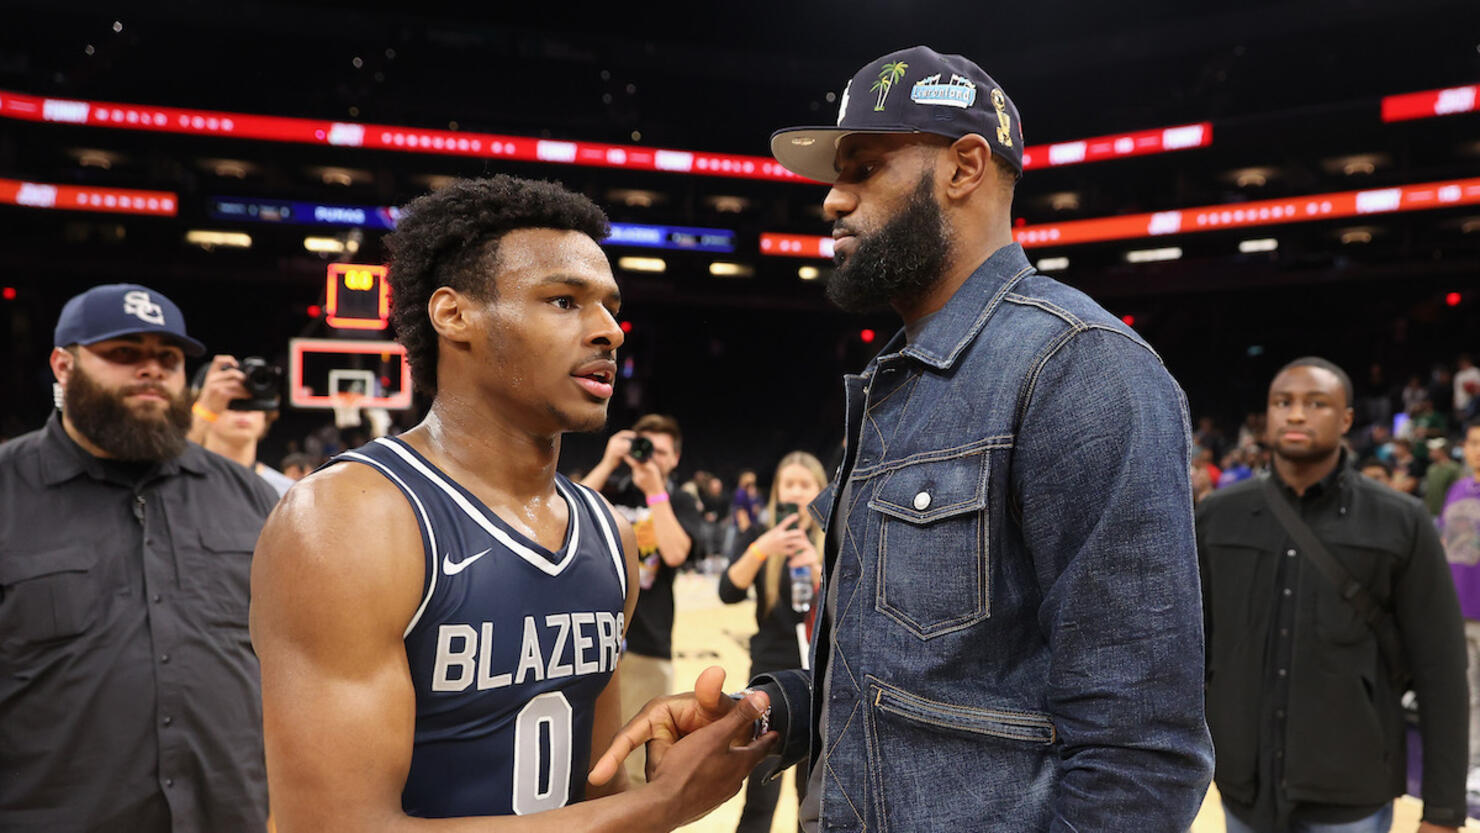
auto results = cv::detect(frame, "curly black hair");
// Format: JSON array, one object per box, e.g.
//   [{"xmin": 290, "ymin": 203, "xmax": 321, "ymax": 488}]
[{"xmin": 384, "ymin": 175, "xmax": 609, "ymax": 396}]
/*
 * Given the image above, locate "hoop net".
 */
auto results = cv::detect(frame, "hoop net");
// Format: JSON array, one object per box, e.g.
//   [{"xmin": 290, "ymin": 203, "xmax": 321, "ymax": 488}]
[{"xmin": 331, "ymin": 392, "xmax": 364, "ymax": 429}]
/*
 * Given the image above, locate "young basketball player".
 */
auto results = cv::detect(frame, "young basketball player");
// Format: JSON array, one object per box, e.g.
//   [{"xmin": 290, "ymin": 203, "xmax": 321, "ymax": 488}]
[{"xmin": 251, "ymin": 176, "xmax": 774, "ymax": 831}]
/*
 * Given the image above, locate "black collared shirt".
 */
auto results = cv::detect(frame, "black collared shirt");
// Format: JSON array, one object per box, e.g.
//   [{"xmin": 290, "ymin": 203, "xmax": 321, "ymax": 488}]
[{"xmin": 0, "ymin": 413, "xmax": 278, "ymax": 833}]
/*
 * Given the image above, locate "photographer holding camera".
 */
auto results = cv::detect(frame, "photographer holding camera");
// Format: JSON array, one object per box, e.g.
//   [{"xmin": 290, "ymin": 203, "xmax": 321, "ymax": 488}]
[
  {"xmin": 0, "ymin": 284, "xmax": 277, "ymax": 832},
  {"xmin": 189, "ymin": 355, "xmax": 294, "ymax": 496},
  {"xmin": 581, "ymin": 413, "xmax": 708, "ymax": 785}
]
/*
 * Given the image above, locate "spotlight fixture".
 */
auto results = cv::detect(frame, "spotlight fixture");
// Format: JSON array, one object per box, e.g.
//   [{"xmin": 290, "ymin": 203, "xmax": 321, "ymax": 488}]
[
  {"xmin": 1125, "ymin": 247, "xmax": 1182, "ymax": 263},
  {"xmin": 185, "ymin": 230, "xmax": 251, "ymax": 249},
  {"xmin": 1048, "ymin": 193, "xmax": 1080, "ymax": 212},
  {"xmin": 708, "ymin": 262, "xmax": 754, "ymax": 277},
  {"xmin": 1238, "ymin": 238, "xmax": 1278, "ymax": 253},
  {"xmin": 705, "ymin": 195, "xmax": 751, "ymax": 214},
  {"xmin": 617, "ymin": 256, "xmax": 666, "ymax": 273},
  {"xmin": 608, "ymin": 189, "xmax": 662, "ymax": 208},
  {"xmin": 304, "ymin": 236, "xmax": 347, "ymax": 254}
]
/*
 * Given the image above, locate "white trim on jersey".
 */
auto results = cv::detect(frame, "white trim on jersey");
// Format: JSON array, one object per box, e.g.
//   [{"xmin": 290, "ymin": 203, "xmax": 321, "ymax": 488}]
[
  {"xmin": 574, "ymin": 483, "xmax": 627, "ymax": 602},
  {"xmin": 341, "ymin": 450, "xmax": 439, "ymax": 638},
  {"xmin": 374, "ymin": 437, "xmax": 581, "ymax": 577}
]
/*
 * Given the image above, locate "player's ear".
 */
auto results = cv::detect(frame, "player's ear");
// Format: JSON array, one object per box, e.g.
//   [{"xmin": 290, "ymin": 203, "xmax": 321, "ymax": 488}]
[{"xmin": 428, "ymin": 287, "xmax": 476, "ymax": 345}]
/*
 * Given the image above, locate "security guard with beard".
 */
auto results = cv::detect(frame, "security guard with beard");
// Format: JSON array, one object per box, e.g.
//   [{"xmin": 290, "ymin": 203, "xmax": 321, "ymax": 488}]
[{"xmin": 0, "ymin": 284, "xmax": 278, "ymax": 832}]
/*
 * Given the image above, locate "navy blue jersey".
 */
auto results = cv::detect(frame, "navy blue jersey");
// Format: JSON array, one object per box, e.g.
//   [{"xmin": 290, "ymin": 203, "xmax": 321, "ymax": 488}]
[{"xmin": 330, "ymin": 437, "xmax": 627, "ymax": 818}]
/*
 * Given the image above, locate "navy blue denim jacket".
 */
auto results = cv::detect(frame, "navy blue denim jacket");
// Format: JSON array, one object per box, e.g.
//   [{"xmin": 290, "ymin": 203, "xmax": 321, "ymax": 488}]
[{"xmin": 754, "ymin": 244, "xmax": 1214, "ymax": 832}]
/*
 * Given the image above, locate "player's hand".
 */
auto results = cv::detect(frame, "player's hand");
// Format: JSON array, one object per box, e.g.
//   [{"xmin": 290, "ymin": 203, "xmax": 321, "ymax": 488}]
[
  {"xmin": 589, "ymin": 666, "xmax": 750, "ymax": 786},
  {"xmin": 195, "ymin": 355, "xmax": 249, "ymax": 415},
  {"xmin": 1415, "ymin": 823, "xmax": 1461, "ymax": 833},
  {"xmin": 601, "ymin": 430, "xmax": 636, "ymax": 467},
  {"xmin": 626, "ymin": 456, "xmax": 667, "ymax": 498},
  {"xmin": 645, "ymin": 688, "xmax": 777, "ymax": 828}
]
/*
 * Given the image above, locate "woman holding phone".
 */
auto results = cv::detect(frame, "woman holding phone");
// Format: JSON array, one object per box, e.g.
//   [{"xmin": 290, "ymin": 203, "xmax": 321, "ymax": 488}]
[{"xmin": 717, "ymin": 451, "xmax": 827, "ymax": 833}]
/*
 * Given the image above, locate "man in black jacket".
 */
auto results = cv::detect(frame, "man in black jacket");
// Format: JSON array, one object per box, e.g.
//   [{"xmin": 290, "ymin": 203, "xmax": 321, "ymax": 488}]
[{"xmin": 1199, "ymin": 356, "xmax": 1468, "ymax": 833}]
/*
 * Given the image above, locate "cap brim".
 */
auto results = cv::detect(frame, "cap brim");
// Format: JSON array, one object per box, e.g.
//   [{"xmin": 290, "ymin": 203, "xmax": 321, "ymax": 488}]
[
  {"xmin": 770, "ymin": 125, "xmax": 926, "ymax": 183},
  {"xmin": 77, "ymin": 327, "xmax": 207, "ymax": 357}
]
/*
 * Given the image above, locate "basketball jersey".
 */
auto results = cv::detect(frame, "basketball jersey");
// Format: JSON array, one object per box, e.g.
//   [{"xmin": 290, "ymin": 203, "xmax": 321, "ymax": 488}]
[{"xmin": 329, "ymin": 436, "xmax": 627, "ymax": 818}]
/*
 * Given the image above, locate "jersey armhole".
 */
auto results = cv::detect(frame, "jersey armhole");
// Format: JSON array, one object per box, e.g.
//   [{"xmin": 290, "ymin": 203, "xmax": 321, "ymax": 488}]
[
  {"xmin": 573, "ymin": 482, "xmax": 628, "ymax": 602},
  {"xmin": 328, "ymin": 453, "xmax": 438, "ymax": 638}
]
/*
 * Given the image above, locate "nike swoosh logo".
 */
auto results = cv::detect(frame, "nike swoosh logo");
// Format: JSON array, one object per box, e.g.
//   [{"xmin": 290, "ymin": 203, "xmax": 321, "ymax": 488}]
[{"xmin": 442, "ymin": 547, "xmax": 494, "ymax": 576}]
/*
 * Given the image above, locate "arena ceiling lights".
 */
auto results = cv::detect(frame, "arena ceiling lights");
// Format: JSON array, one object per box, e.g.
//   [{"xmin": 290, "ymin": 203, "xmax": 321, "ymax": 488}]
[
  {"xmin": 0, "ymin": 89, "xmax": 1212, "ymax": 183},
  {"xmin": 760, "ymin": 176, "xmax": 1480, "ymax": 257}
]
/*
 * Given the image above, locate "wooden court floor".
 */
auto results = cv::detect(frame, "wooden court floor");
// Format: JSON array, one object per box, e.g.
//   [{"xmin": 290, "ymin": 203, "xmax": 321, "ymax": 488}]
[{"xmin": 666, "ymin": 571, "xmax": 1473, "ymax": 833}]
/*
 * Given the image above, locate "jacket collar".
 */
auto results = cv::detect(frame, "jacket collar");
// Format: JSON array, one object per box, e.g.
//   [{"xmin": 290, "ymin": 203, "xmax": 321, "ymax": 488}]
[
  {"xmin": 1270, "ymin": 449, "xmax": 1352, "ymax": 503},
  {"xmin": 893, "ymin": 243, "xmax": 1035, "ymax": 371},
  {"xmin": 39, "ymin": 410, "xmax": 209, "ymax": 487}
]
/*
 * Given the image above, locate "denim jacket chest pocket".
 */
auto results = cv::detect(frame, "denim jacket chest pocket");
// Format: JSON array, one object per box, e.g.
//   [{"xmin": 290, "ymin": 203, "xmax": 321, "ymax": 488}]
[{"xmin": 867, "ymin": 449, "xmax": 990, "ymax": 639}]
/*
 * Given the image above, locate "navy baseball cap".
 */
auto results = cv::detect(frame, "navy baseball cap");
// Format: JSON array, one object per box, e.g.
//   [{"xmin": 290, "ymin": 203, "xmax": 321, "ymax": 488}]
[
  {"xmin": 53, "ymin": 283, "xmax": 206, "ymax": 356},
  {"xmin": 771, "ymin": 45, "xmax": 1024, "ymax": 184}
]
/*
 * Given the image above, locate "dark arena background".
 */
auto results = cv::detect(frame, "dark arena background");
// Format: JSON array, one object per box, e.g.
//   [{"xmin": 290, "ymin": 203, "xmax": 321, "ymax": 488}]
[{"xmin": 1, "ymin": 0, "xmax": 1477, "ymax": 481}]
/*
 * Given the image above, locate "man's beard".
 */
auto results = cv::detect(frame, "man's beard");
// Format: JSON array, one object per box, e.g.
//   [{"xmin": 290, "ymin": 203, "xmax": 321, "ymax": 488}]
[
  {"xmin": 826, "ymin": 171, "xmax": 952, "ymax": 314},
  {"xmin": 65, "ymin": 364, "xmax": 192, "ymax": 462}
]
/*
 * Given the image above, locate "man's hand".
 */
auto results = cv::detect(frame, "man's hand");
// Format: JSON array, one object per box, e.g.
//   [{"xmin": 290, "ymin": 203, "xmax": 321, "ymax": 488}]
[
  {"xmin": 643, "ymin": 688, "xmax": 777, "ymax": 829},
  {"xmin": 589, "ymin": 666, "xmax": 750, "ymax": 786},
  {"xmin": 627, "ymin": 455, "xmax": 667, "ymax": 498},
  {"xmin": 195, "ymin": 354, "xmax": 249, "ymax": 414},
  {"xmin": 1415, "ymin": 823, "xmax": 1461, "ymax": 833},
  {"xmin": 601, "ymin": 430, "xmax": 637, "ymax": 468}
]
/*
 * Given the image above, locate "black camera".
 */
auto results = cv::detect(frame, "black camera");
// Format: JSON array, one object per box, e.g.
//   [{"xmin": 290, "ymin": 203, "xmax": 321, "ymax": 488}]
[
  {"xmin": 628, "ymin": 435, "xmax": 654, "ymax": 463},
  {"xmin": 229, "ymin": 357, "xmax": 283, "ymax": 412}
]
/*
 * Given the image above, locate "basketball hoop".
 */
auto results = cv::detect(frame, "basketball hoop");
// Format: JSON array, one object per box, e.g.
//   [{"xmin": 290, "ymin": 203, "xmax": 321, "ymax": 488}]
[{"xmin": 331, "ymin": 391, "xmax": 364, "ymax": 429}]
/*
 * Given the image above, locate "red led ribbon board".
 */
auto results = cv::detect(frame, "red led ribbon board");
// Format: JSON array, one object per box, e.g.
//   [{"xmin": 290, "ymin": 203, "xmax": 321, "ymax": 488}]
[
  {"xmin": 0, "ymin": 177, "xmax": 177, "ymax": 215},
  {"xmin": 325, "ymin": 263, "xmax": 390, "ymax": 330},
  {"xmin": 1014, "ymin": 177, "xmax": 1480, "ymax": 248},
  {"xmin": 0, "ymin": 89, "xmax": 1213, "ymax": 181},
  {"xmin": 0, "ymin": 89, "xmax": 804, "ymax": 183},
  {"xmin": 1381, "ymin": 85, "xmax": 1478, "ymax": 122},
  {"xmin": 762, "ymin": 177, "xmax": 1480, "ymax": 256},
  {"xmin": 1021, "ymin": 123, "xmax": 1211, "ymax": 170},
  {"xmin": 760, "ymin": 232, "xmax": 835, "ymax": 259}
]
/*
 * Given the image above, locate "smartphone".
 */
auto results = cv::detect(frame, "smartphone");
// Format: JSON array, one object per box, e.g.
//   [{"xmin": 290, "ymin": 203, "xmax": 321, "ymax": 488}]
[{"xmin": 774, "ymin": 502, "xmax": 801, "ymax": 525}]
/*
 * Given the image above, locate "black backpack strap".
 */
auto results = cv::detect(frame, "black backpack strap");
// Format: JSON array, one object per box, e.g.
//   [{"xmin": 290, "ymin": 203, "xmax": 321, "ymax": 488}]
[{"xmin": 1259, "ymin": 475, "xmax": 1411, "ymax": 687}]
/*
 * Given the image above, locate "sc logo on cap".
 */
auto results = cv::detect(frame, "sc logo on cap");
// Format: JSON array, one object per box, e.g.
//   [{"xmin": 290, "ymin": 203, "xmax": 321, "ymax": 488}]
[{"xmin": 123, "ymin": 290, "xmax": 165, "ymax": 325}]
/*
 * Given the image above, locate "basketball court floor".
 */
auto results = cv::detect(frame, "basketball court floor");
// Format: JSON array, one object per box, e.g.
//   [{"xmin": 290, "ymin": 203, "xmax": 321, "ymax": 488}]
[{"xmin": 665, "ymin": 571, "xmax": 1473, "ymax": 833}]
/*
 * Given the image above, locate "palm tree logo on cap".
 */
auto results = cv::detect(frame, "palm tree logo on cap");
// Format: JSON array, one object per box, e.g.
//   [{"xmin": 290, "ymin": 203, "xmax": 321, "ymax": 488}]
[{"xmin": 871, "ymin": 62, "xmax": 908, "ymax": 112}]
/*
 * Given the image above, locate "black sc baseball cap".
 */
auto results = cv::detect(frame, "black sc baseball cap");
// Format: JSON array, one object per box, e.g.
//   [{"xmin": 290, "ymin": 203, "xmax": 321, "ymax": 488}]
[
  {"xmin": 771, "ymin": 45, "xmax": 1024, "ymax": 184},
  {"xmin": 54, "ymin": 283, "xmax": 206, "ymax": 356}
]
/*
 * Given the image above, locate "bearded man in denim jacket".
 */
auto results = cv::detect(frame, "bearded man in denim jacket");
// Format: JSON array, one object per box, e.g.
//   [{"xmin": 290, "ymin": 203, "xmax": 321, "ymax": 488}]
[{"xmin": 595, "ymin": 46, "xmax": 1213, "ymax": 832}]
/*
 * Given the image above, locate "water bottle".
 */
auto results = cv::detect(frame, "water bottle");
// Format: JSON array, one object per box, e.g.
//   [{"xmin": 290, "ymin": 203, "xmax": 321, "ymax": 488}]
[{"xmin": 790, "ymin": 565, "xmax": 813, "ymax": 613}]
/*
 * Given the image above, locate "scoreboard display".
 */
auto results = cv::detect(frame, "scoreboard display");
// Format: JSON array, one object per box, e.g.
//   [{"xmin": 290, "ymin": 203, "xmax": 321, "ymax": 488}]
[{"xmin": 326, "ymin": 262, "xmax": 389, "ymax": 330}]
